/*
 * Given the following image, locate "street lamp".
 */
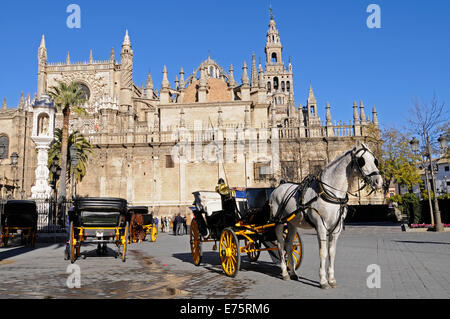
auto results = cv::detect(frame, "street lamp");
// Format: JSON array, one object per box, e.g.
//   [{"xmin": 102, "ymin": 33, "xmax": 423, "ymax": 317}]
[
  {"xmin": 438, "ymin": 134, "xmax": 447, "ymax": 154},
  {"xmin": 69, "ymin": 144, "xmax": 78, "ymax": 200},
  {"xmin": 50, "ymin": 155, "xmax": 62, "ymax": 226},
  {"xmin": 10, "ymin": 152, "xmax": 19, "ymax": 199}
]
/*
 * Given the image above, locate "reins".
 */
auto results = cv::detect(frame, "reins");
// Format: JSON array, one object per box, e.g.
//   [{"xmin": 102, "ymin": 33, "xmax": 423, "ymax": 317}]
[{"xmin": 274, "ymin": 146, "xmax": 381, "ymax": 235}]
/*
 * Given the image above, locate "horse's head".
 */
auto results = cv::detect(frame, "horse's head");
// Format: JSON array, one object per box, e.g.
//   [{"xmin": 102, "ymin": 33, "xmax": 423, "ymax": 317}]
[{"xmin": 351, "ymin": 143, "xmax": 383, "ymax": 190}]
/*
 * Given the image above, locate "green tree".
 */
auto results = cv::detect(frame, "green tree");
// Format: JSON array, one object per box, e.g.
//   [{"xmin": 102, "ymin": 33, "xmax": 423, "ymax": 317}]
[
  {"xmin": 48, "ymin": 82, "xmax": 87, "ymax": 202},
  {"xmin": 48, "ymin": 129, "xmax": 92, "ymax": 186},
  {"xmin": 379, "ymin": 127, "xmax": 422, "ymax": 194}
]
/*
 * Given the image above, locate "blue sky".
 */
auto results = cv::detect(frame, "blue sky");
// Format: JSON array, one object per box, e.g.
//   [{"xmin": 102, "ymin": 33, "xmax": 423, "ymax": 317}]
[{"xmin": 0, "ymin": 0, "xmax": 449, "ymax": 130}]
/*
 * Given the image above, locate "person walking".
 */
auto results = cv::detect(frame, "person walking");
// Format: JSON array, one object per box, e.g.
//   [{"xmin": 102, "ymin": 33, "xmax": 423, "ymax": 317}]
[
  {"xmin": 183, "ymin": 215, "xmax": 187, "ymax": 235},
  {"xmin": 175, "ymin": 213, "xmax": 183, "ymax": 235},
  {"xmin": 154, "ymin": 216, "xmax": 159, "ymax": 234}
]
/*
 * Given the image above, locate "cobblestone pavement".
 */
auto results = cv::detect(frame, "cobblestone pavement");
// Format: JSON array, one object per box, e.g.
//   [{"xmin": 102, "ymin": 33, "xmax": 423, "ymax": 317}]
[{"xmin": 0, "ymin": 225, "xmax": 449, "ymax": 299}]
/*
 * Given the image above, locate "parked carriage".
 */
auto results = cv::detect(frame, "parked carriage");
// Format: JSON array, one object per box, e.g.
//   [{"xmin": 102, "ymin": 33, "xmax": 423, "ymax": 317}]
[
  {"xmin": 65, "ymin": 197, "xmax": 130, "ymax": 263},
  {"xmin": 0, "ymin": 200, "xmax": 38, "ymax": 248},
  {"xmin": 128, "ymin": 206, "xmax": 158, "ymax": 243},
  {"xmin": 189, "ymin": 187, "xmax": 303, "ymax": 277}
]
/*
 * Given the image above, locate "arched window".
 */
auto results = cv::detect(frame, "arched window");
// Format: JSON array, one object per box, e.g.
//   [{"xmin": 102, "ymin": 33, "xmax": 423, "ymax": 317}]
[
  {"xmin": 267, "ymin": 81, "xmax": 271, "ymax": 92},
  {"xmin": 273, "ymin": 77, "xmax": 279, "ymax": 90},
  {"xmin": 0, "ymin": 135, "xmax": 9, "ymax": 159},
  {"xmin": 281, "ymin": 81, "xmax": 285, "ymax": 92},
  {"xmin": 209, "ymin": 66, "xmax": 215, "ymax": 78},
  {"xmin": 286, "ymin": 81, "xmax": 291, "ymax": 92},
  {"xmin": 75, "ymin": 82, "xmax": 91, "ymax": 101},
  {"xmin": 271, "ymin": 52, "xmax": 277, "ymax": 63}
]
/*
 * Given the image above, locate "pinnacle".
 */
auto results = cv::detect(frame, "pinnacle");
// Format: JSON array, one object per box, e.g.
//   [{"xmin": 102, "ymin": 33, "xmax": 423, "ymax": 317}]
[{"xmin": 40, "ymin": 34, "xmax": 46, "ymax": 48}]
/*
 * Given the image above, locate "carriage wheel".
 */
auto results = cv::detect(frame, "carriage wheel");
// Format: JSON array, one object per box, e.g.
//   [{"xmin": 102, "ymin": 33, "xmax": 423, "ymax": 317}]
[
  {"xmin": 190, "ymin": 219, "xmax": 202, "ymax": 266},
  {"xmin": 219, "ymin": 228, "xmax": 241, "ymax": 277},
  {"xmin": 121, "ymin": 222, "xmax": 129, "ymax": 262},
  {"xmin": 69, "ymin": 222, "xmax": 76, "ymax": 264},
  {"xmin": 284, "ymin": 229, "xmax": 303, "ymax": 271},
  {"xmin": 1, "ymin": 227, "xmax": 9, "ymax": 248},
  {"xmin": 245, "ymin": 238, "xmax": 260, "ymax": 262},
  {"xmin": 150, "ymin": 224, "xmax": 157, "ymax": 242},
  {"xmin": 29, "ymin": 228, "xmax": 37, "ymax": 249}
]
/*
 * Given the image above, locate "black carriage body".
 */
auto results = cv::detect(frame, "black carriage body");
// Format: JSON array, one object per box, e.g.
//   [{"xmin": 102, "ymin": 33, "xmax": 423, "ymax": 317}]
[
  {"xmin": 1, "ymin": 200, "xmax": 38, "ymax": 230},
  {"xmin": 240, "ymin": 188, "xmax": 274, "ymax": 226},
  {"xmin": 128, "ymin": 206, "xmax": 153, "ymax": 225},
  {"xmin": 192, "ymin": 187, "xmax": 275, "ymax": 241},
  {"xmin": 72, "ymin": 197, "xmax": 128, "ymax": 242}
]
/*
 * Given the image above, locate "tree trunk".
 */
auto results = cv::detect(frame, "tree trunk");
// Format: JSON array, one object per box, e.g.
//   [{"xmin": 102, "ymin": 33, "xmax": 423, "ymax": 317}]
[{"xmin": 59, "ymin": 107, "xmax": 71, "ymax": 202}]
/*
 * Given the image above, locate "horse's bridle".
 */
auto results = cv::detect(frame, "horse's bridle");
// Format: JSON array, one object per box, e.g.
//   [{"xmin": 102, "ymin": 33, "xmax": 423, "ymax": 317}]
[{"xmin": 351, "ymin": 145, "xmax": 382, "ymax": 192}]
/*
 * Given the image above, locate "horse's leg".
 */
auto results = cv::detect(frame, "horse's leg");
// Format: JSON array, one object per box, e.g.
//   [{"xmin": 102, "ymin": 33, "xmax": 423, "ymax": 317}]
[
  {"xmin": 274, "ymin": 223, "xmax": 289, "ymax": 280},
  {"xmin": 316, "ymin": 225, "xmax": 330, "ymax": 289},
  {"xmin": 285, "ymin": 222, "xmax": 298, "ymax": 280},
  {"xmin": 327, "ymin": 227, "xmax": 342, "ymax": 288}
]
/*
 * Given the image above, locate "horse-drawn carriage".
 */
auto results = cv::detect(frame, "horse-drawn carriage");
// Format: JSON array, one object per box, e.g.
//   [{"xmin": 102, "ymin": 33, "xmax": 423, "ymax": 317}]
[
  {"xmin": 189, "ymin": 186, "xmax": 303, "ymax": 277},
  {"xmin": 128, "ymin": 206, "xmax": 158, "ymax": 243},
  {"xmin": 0, "ymin": 200, "xmax": 38, "ymax": 248},
  {"xmin": 65, "ymin": 197, "xmax": 130, "ymax": 263}
]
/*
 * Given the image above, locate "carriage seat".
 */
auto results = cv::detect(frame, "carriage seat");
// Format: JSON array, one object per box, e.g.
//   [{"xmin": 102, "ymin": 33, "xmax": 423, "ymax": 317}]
[{"xmin": 80, "ymin": 211, "xmax": 121, "ymax": 227}]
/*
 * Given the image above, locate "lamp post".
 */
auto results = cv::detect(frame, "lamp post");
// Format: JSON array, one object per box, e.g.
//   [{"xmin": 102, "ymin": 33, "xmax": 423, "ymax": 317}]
[
  {"xmin": 10, "ymin": 152, "xmax": 19, "ymax": 199},
  {"xmin": 50, "ymin": 155, "xmax": 61, "ymax": 226},
  {"xmin": 410, "ymin": 135, "xmax": 444, "ymax": 232},
  {"xmin": 69, "ymin": 144, "xmax": 78, "ymax": 200}
]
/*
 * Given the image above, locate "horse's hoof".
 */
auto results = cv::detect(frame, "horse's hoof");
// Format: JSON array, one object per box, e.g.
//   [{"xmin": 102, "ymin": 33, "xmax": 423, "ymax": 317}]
[
  {"xmin": 282, "ymin": 274, "xmax": 290, "ymax": 281},
  {"xmin": 329, "ymin": 281, "xmax": 338, "ymax": 288},
  {"xmin": 290, "ymin": 273, "xmax": 299, "ymax": 281},
  {"xmin": 320, "ymin": 283, "xmax": 331, "ymax": 289}
]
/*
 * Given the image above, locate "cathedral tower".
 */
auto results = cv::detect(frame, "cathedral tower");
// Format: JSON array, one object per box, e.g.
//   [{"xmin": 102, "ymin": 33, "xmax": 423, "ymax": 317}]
[
  {"xmin": 120, "ymin": 30, "xmax": 134, "ymax": 112},
  {"xmin": 263, "ymin": 10, "xmax": 294, "ymax": 121}
]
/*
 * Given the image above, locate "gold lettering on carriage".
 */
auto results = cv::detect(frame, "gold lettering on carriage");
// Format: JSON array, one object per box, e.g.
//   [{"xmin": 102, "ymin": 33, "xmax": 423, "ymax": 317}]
[{"xmin": 180, "ymin": 303, "xmax": 214, "ymax": 317}]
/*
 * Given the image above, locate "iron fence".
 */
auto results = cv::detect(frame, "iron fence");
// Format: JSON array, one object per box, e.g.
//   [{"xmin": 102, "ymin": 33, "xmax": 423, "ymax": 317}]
[{"xmin": 0, "ymin": 197, "xmax": 72, "ymax": 233}]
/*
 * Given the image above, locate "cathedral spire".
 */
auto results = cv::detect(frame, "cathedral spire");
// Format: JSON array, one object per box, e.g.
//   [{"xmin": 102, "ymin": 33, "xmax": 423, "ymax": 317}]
[
  {"xmin": 179, "ymin": 67, "xmax": 185, "ymax": 89},
  {"xmin": 372, "ymin": 105, "xmax": 378, "ymax": 125},
  {"xmin": 161, "ymin": 65, "xmax": 170, "ymax": 89},
  {"xmin": 326, "ymin": 101, "xmax": 332, "ymax": 124},
  {"xmin": 123, "ymin": 29, "xmax": 131, "ymax": 47},
  {"xmin": 2, "ymin": 98, "xmax": 7, "ymax": 110},
  {"xmin": 110, "ymin": 47, "xmax": 115, "ymax": 62},
  {"xmin": 146, "ymin": 71, "xmax": 153, "ymax": 90},
  {"xmin": 360, "ymin": 101, "xmax": 366, "ymax": 124},
  {"xmin": 258, "ymin": 63, "xmax": 265, "ymax": 89},
  {"xmin": 251, "ymin": 53, "xmax": 258, "ymax": 89},
  {"xmin": 241, "ymin": 61, "xmax": 249, "ymax": 86},
  {"xmin": 228, "ymin": 64, "xmax": 235, "ymax": 87},
  {"xmin": 40, "ymin": 34, "xmax": 46, "ymax": 49}
]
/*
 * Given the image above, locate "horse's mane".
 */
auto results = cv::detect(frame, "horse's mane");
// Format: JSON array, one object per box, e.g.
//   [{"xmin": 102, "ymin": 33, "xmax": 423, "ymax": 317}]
[{"xmin": 323, "ymin": 149, "xmax": 353, "ymax": 171}]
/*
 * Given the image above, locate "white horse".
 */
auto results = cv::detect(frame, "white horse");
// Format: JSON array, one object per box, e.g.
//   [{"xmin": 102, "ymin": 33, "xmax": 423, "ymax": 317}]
[{"xmin": 269, "ymin": 143, "xmax": 383, "ymax": 289}]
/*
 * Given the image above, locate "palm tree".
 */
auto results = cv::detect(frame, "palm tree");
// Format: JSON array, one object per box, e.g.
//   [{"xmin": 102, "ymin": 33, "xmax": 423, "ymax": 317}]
[
  {"xmin": 48, "ymin": 129, "xmax": 93, "ymax": 190},
  {"xmin": 48, "ymin": 82, "xmax": 87, "ymax": 204}
]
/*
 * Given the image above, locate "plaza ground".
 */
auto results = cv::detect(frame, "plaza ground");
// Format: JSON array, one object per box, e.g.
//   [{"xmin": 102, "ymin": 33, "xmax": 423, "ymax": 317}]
[{"xmin": 0, "ymin": 224, "xmax": 449, "ymax": 299}]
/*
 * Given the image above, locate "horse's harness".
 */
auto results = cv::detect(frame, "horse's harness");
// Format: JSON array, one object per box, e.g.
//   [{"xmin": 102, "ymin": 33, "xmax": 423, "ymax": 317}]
[{"xmin": 273, "ymin": 146, "xmax": 381, "ymax": 235}]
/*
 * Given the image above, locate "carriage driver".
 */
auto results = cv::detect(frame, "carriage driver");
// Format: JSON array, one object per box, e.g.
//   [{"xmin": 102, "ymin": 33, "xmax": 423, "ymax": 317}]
[{"xmin": 215, "ymin": 178, "xmax": 237, "ymax": 213}]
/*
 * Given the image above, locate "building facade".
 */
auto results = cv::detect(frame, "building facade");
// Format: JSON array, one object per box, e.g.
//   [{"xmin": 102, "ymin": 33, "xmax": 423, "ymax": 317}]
[{"xmin": 0, "ymin": 15, "xmax": 383, "ymax": 215}]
